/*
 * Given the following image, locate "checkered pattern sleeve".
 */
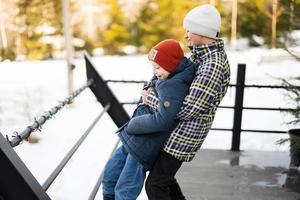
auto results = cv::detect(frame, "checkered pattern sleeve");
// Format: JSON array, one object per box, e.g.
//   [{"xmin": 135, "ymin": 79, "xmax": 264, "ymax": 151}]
[
  {"xmin": 146, "ymin": 90, "xmax": 159, "ymax": 112},
  {"xmin": 177, "ymin": 61, "xmax": 223, "ymax": 120}
]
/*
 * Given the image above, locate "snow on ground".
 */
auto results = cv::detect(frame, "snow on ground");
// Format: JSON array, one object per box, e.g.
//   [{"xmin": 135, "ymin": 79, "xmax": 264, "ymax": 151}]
[{"xmin": 0, "ymin": 48, "xmax": 300, "ymax": 199}]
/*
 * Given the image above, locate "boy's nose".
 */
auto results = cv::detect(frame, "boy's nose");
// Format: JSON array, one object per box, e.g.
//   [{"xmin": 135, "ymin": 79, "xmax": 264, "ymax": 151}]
[{"xmin": 184, "ymin": 31, "xmax": 189, "ymax": 39}]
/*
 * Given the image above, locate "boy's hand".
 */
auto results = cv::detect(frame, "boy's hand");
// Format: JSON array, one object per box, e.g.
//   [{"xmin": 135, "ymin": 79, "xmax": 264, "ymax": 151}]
[{"xmin": 141, "ymin": 87, "xmax": 153, "ymax": 104}]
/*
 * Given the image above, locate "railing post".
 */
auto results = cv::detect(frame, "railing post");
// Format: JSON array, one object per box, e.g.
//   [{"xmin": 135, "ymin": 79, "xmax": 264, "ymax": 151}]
[
  {"xmin": 84, "ymin": 51, "xmax": 130, "ymax": 128},
  {"xmin": 231, "ymin": 64, "xmax": 246, "ymax": 151},
  {"xmin": 0, "ymin": 134, "xmax": 51, "ymax": 200}
]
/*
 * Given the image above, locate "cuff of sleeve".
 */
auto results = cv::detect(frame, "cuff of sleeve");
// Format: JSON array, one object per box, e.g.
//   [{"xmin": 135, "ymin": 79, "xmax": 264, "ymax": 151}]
[{"xmin": 146, "ymin": 93, "xmax": 159, "ymax": 111}]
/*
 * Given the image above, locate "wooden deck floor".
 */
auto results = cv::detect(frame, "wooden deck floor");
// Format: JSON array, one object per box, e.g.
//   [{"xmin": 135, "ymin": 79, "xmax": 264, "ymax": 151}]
[{"xmin": 176, "ymin": 149, "xmax": 300, "ymax": 200}]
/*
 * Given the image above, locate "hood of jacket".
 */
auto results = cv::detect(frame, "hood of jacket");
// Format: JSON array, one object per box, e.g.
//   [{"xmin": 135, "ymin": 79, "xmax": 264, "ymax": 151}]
[{"xmin": 160, "ymin": 57, "xmax": 196, "ymax": 86}]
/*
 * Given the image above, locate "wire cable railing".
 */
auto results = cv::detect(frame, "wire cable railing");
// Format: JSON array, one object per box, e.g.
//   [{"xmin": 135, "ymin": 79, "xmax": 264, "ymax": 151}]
[
  {"xmin": 7, "ymin": 79, "xmax": 94, "ymax": 148},
  {"xmin": 0, "ymin": 52, "xmax": 130, "ymax": 200},
  {"xmin": 106, "ymin": 64, "xmax": 299, "ymax": 151}
]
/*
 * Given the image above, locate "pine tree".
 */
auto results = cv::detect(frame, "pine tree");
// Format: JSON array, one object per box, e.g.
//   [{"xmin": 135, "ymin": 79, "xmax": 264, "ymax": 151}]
[
  {"xmin": 277, "ymin": 0, "xmax": 300, "ymax": 39},
  {"xmin": 100, "ymin": 0, "xmax": 130, "ymax": 55},
  {"xmin": 133, "ymin": 0, "xmax": 201, "ymax": 53},
  {"xmin": 134, "ymin": 0, "xmax": 175, "ymax": 52},
  {"xmin": 16, "ymin": 0, "xmax": 63, "ymax": 60},
  {"xmin": 237, "ymin": 0, "xmax": 270, "ymax": 46},
  {"xmin": 17, "ymin": 0, "xmax": 46, "ymax": 60},
  {"xmin": 237, "ymin": 0, "xmax": 300, "ymax": 47}
]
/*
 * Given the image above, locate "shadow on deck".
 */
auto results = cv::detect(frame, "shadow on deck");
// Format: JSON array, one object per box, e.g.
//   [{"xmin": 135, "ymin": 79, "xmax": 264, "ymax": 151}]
[{"xmin": 177, "ymin": 149, "xmax": 300, "ymax": 200}]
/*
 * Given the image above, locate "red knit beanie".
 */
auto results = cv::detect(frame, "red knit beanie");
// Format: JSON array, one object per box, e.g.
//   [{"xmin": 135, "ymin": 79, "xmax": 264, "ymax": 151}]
[{"xmin": 148, "ymin": 39, "xmax": 184, "ymax": 73}]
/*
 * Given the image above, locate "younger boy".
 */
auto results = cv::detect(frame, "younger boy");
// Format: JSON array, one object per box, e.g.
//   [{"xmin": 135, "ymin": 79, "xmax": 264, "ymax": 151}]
[{"xmin": 102, "ymin": 39, "xmax": 196, "ymax": 200}]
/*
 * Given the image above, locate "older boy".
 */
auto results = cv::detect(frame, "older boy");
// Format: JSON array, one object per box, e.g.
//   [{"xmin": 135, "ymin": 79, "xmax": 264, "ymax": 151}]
[{"xmin": 144, "ymin": 4, "xmax": 231, "ymax": 200}]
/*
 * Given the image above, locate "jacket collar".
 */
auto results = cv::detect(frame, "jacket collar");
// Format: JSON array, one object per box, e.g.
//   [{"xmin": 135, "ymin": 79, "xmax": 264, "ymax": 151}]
[
  {"xmin": 153, "ymin": 57, "xmax": 194, "ymax": 83},
  {"xmin": 189, "ymin": 39, "xmax": 224, "ymax": 62},
  {"xmin": 168, "ymin": 57, "xmax": 195, "ymax": 78}
]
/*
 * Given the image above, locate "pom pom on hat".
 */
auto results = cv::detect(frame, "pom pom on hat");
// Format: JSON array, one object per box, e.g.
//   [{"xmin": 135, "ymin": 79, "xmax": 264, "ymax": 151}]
[
  {"xmin": 183, "ymin": 4, "xmax": 221, "ymax": 39},
  {"xmin": 148, "ymin": 39, "xmax": 184, "ymax": 73}
]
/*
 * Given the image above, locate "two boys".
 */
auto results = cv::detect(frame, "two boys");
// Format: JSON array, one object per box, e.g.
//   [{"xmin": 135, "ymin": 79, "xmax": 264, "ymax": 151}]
[
  {"xmin": 102, "ymin": 39, "xmax": 196, "ymax": 200},
  {"xmin": 103, "ymin": 4, "xmax": 231, "ymax": 200}
]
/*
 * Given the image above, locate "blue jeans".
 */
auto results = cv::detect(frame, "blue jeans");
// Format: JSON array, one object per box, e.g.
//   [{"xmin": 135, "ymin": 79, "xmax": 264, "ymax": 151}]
[{"xmin": 102, "ymin": 145, "xmax": 146, "ymax": 200}]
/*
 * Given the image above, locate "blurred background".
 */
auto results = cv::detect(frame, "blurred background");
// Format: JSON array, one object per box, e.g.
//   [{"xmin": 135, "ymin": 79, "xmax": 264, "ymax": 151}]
[{"xmin": 0, "ymin": 0, "xmax": 299, "ymax": 61}]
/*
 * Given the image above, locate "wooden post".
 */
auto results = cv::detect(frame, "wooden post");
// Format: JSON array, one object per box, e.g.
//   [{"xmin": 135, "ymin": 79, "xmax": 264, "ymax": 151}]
[
  {"xmin": 290, "ymin": 0, "xmax": 294, "ymax": 32},
  {"xmin": 0, "ymin": 134, "xmax": 51, "ymax": 199},
  {"xmin": 63, "ymin": 0, "xmax": 75, "ymax": 96},
  {"xmin": 271, "ymin": 0, "xmax": 278, "ymax": 48},
  {"xmin": 0, "ymin": 24, "xmax": 8, "ymax": 49},
  {"xmin": 231, "ymin": 0, "xmax": 238, "ymax": 50},
  {"xmin": 231, "ymin": 64, "xmax": 246, "ymax": 151}
]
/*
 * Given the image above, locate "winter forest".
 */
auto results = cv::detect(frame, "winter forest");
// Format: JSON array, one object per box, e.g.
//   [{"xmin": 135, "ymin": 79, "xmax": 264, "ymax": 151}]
[{"xmin": 0, "ymin": 0, "xmax": 300, "ymax": 60}]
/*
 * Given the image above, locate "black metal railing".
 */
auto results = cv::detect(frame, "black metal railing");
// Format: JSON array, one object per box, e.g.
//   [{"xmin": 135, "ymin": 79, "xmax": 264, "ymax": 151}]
[
  {"xmin": 42, "ymin": 104, "xmax": 110, "ymax": 190},
  {"xmin": 106, "ymin": 64, "xmax": 299, "ymax": 151},
  {"xmin": 0, "ymin": 52, "xmax": 130, "ymax": 200},
  {"xmin": 1, "ymin": 53, "xmax": 299, "ymax": 200}
]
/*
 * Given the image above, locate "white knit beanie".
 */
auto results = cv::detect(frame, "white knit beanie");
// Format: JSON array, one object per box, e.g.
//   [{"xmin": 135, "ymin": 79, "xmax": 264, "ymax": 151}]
[{"xmin": 183, "ymin": 4, "xmax": 221, "ymax": 39}]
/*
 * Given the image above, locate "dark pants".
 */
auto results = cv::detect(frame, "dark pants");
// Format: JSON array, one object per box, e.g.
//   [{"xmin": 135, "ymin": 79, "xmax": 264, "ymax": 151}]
[{"xmin": 145, "ymin": 151, "xmax": 186, "ymax": 200}]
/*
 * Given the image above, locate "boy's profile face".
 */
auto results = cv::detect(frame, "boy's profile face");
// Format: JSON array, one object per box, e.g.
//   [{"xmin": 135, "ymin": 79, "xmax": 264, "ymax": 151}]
[
  {"xmin": 150, "ymin": 61, "xmax": 171, "ymax": 80},
  {"xmin": 185, "ymin": 30, "xmax": 206, "ymax": 45}
]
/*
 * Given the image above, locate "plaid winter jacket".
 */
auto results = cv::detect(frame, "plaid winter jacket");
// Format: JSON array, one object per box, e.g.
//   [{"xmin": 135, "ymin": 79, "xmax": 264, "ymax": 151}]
[{"xmin": 146, "ymin": 39, "xmax": 230, "ymax": 162}]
